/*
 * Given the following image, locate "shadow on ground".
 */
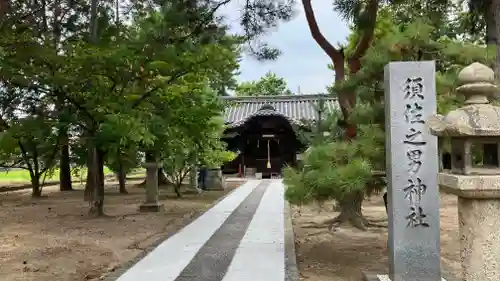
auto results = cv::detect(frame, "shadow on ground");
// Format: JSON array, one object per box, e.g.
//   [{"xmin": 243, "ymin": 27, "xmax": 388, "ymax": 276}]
[
  {"xmin": 292, "ymin": 194, "xmax": 460, "ymax": 281},
  {"xmin": 0, "ymin": 180, "xmax": 241, "ymax": 281}
]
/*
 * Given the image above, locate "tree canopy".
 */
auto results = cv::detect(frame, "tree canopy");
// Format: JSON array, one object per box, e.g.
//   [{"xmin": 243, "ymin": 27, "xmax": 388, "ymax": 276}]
[
  {"xmin": 235, "ymin": 71, "xmax": 293, "ymax": 96},
  {"xmin": 0, "ymin": 0, "xmax": 286, "ymax": 215}
]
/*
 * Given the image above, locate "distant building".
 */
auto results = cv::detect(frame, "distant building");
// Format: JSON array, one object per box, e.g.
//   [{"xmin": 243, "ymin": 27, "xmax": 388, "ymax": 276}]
[{"xmin": 221, "ymin": 94, "xmax": 339, "ymax": 178}]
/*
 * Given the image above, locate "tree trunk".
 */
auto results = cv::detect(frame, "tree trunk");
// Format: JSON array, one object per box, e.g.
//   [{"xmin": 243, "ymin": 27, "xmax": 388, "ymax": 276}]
[
  {"xmin": 82, "ymin": 147, "xmax": 105, "ymax": 193},
  {"xmin": 97, "ymin": 149, "xmax": 105, "ymax": 189},
  {"xmin": 84, "ymin": 0, "xmax": 102, "ymax": 216},
  {"xmin": 92, "ymin": 147, "xmax": 104, "ymax": 216},
  {"xmin": 158, "ymin": 168, "xmax": 169, "ymax": 185},
  {"xmin": 94, "ymin": 149, "xmax": 105, "ymax": 214},
  {"xmin": 492, "ymin": 0, "xmax": 500, "ymax": 83},
  {"xmin": 174, "ymin": 182, "xmax": 182, "ymax": 197},
  {"xmin": 84, "ymin": 166, "xmax": 93, "ymax": 200},
  {"xmin": 328, "ymin": 192, "xmax": 368, "ymax": 230},
  {"xmin": 302, "ymin": 0, "xmax": 377, "ymax": 130},
  {"xmin": 0, "ymin": 0, "xmax": 10, "ymax": 18},
  {"xmin": 85, "ymin": 140, "xmax": 104, "ymax": 216},
  {"xmin": 59, "ymin": 130, "xmax": 72, "ymax": 191},
  {"xmin": 117, "ymin": 161, "xmax": 127, "ymax": 194},
  {"xmin": 484, "ymin": 0, "xmax": 500, "ymax": 160},
  {"xmin": 84, "ymin": 146, "xmax": 96, "ymax": 201},
  {"xmin": 31, "ymin": 175, "xmax": 42, "ymax": 198},
  {"xmin": 487, "ymin": 0, "xmax": 497, "ymax": 46}
]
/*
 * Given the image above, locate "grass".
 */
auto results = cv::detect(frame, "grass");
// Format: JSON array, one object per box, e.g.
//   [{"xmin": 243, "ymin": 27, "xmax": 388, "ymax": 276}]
[{"xmin": 0, "ymin": 167, "xmax": 113, "ymax": 183}]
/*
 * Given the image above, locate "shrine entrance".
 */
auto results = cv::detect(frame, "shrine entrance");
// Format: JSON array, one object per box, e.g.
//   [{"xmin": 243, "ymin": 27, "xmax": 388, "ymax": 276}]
[{"xmin": 222, "ymin": 113, "xmax": 304, "ymax": 178}]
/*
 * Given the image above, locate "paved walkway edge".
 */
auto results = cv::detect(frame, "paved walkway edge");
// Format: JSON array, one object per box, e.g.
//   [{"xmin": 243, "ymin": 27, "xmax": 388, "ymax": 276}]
[
  {"xmin": 284, "ymin": 199, "xmax": 300, "ymax": 281},
  {"xmin": 104, "ymin": 181, "xmax": 254, "ymax": 281},
  {"xmin": 173, "ymin": 181, "xmax": 269, "ymax": 281},
  {"xmin": 221, "ymin": 180, "xmax": 284, "ymax": 281},
  {"xmin": 116, "ymin": 180, "xmax": 261, "ymax": 281}
]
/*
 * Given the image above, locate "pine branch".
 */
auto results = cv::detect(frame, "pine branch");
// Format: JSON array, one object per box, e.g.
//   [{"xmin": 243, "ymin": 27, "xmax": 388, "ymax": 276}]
[
  {"xmin": 349, "ymin": 0, "xmax": 379, "ymax": 64},
  {"xmin": 301, "ymin": 0, "xmax": 343, "ymax": 62},
  {"xmin": 302, "ymin": 0, "xmax": 354, "ymax": 119}
]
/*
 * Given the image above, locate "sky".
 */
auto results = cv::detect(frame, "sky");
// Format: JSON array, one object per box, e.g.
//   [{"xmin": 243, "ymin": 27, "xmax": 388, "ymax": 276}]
[{"xmin": 219, "ymin": 0, "xmax": 350, "ymax": 95}]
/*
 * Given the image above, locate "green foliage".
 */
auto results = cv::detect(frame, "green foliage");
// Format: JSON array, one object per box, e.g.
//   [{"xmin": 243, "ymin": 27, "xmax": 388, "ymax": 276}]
[
  {"xmin": 235, "ymin": 71, "xmax": 293, "ymax": 96},
  {"xmin": 162, "ymin": 121, "xmax": 235, "ymax": 195},
  {"xmin": 0, "ymin": 0, "xmax": 246, "ymax": 201},
  {"xmin": 460, "ymin": 0, "xmax": 488, "ymax": 43},
  {"xmin": 0, "ymin": 115, "xmax": 59, "ymax": 189},
  {"xmin": 158, "ymin": 87, "xmax": 236, "ymax": 195},
  {"xmin": 284, "ymin": 143, "xmax": 373, "ymax": 205},
  {"xmin": 105, "ymin": 146, "xmax": 142, "ymax": 177},
  {"xmin": 239, "ymin": 0, "xmax": 295, "ymax": 60},
  {"xmin": 285, "ymin": 3, "xmax": 495, "ymax": 210},
  {"xmin": 296, "ymin": 96, "xmax": 344, "ymax": 146}
]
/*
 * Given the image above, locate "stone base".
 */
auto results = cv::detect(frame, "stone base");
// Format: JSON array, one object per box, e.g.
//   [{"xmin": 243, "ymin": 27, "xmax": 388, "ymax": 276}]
[
  {"xmin": 139, "ymin": 202, "xmax": 164, "ymax": 212},
  {"xmin": 362, "ymin": 272, "xmax": 448, "ymax": 281},
  {"xmin": 362, "ymin": 260, "xmax": 458, "ymax": 281}
]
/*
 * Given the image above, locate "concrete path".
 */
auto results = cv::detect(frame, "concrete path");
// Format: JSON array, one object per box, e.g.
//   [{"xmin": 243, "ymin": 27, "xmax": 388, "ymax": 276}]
[{"xmin": 115, "ymin": 179, "xmax": 298, "ymax": 281}]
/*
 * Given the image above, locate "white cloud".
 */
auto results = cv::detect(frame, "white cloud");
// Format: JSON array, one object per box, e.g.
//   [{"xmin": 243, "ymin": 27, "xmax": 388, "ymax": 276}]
[{"xmin": 219, "ymin": 0, "xmax": 350, "ymax": 94}]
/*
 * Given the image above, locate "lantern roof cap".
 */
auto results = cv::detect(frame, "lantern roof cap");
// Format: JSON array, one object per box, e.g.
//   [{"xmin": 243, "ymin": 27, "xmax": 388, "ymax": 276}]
[{"xmin": 427, "ymin": 62, "xmax": 500, "ymax": 137}]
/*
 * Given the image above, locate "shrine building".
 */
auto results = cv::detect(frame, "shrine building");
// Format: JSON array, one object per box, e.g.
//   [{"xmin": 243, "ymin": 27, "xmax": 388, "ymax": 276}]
[{"xmin": 221, "ymin": 94, "xmax": 339, "ymax": 178}]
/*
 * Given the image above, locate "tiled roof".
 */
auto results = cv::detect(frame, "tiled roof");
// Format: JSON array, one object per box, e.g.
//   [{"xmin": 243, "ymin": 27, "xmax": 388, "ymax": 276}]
[{"xmin": 222, "ymin": 94, "xmax": 339, "ymax": 128}]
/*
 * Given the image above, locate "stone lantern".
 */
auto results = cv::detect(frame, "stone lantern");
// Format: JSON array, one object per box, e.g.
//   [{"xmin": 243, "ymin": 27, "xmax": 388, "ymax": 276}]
[{"xmin": 427, "ymin": 62, "xmax": 500, "ymax": 281}]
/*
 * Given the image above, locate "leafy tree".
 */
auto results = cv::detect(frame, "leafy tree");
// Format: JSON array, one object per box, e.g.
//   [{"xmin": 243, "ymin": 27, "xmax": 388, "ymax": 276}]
[
  {"xmin": 235, "ymin": 71, "xmax": 293, "ymax": 96},
  {"xmin": 0, "ymin": 116, "xmax": 60, "ymax": 197},
  {"xmin": 99, "ymin": 115, "xmax": 146, "ymax": 194},
  {"xmin": 0, "ymin": 9, "xmax": 68, "ymax": 197},
  {"xmin": 67, "ymin": 1, "xmax": 239, "ymax": 214},
  {"xmin": 130, "ymin": 8, "xmax": 240, "ymax": 189},
  {"xmin": 160, "ymin": 89, "xmax": 236, "ymax": 196},
  {"xmin": 0, "ymin": 0, "xmax": 242, "ymax": 208}
]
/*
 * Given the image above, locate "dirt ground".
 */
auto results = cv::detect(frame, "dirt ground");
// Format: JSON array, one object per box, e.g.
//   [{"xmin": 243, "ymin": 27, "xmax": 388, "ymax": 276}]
[
  {"xmin": 0, "ymin": 179, "xmax": 241, "ymax": 281},
  {"xmin": 292, "ymin": 193, "xmax": 460, "ymax": 281}
]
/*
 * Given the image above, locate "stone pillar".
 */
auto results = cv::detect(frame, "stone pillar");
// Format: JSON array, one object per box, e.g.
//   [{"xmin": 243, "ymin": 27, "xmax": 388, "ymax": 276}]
[
  {"xmin": 439, "ymin": 176, "xmax": 500, "ymax": 281},
  {"xmin": 459, "ymin": 193, "xmax": 500, "ymax": 281},
  {"xmin": 363, "ymin": 61, "xmax": 448, "ymax": 281},
  {"xmin": 385, "ymin": 61, "xmax": 441, "ymax": 281},
  {"xmin": 139, "ymin": 162, "xmax": 164, "ymax": 212}
]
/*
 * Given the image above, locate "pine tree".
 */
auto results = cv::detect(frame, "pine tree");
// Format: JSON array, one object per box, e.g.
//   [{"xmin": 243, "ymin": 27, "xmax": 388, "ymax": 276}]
[{"xmin": 284, "ymin": 7, "xmax": 494, "ymax": 230}]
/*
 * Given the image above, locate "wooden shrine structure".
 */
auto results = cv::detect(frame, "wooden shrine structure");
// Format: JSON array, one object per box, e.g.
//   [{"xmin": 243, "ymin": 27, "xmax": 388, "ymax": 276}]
[{"xmin": 221, "ymin": 94, "xmax": 339, "ymax": 178}]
